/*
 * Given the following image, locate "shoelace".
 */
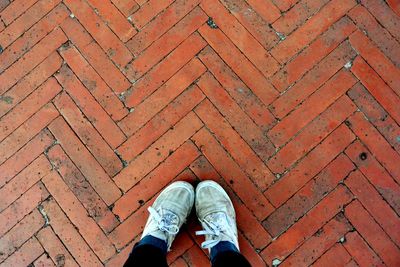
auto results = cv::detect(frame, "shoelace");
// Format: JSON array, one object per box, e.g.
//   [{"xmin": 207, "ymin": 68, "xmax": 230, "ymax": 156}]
[
  {"xmin": 148, "ymin": 206, "xmax": 180, "ymax": 235},
  {"xmin": 196, "ymin": 213, "xmax": 230, "ymax": 249}
]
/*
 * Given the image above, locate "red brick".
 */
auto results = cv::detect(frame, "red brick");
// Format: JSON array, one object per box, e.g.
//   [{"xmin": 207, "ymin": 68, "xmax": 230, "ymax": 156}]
[
  {"xmin": 113, "ymin": 141, "xmax": 200, "ymax": 221},
  {"xmin": 110, "ymin": 0, "xmax": 139, "ymax": 17},
  {"xmin": 115, "ymin": 112, "xmax": 202, "ymax": 191},
  {"xmin": 0, "ymin": 52, "xmax": 62, "ymax": 117},
  {"xmin": 273, "ymin": 0, "xmax": 330, "ymax": 35},
  {"xmin": 41, "ymin": 199, "xmax": 103, "ymax": 267},
  {"xmin": 345, "ymin": 140, "xmax": 400, "ymax": 215},
  {"xmin": 197, "ymin": 72, "xmax": 275, "ymax": 162},
  {"xmin": 0, "ymin": 78, "xmax": 61, "ymax": 142},
  {"xmin": 387, "ymin": 0, "xmax": 400, "ymax": 16},
  {"xmin": 271, "ymin": 17, "xmax": 356, "ymax": 92},
  {"xmin": 261, "ymin": 185, "xmax": 353, "ymax": 264},
  {"xmin": 269, "ymin": 69, "xmax": 356, "ymax": 147},
  {"xmin": 264, "ymin": 154, "xmax": 354, "ymax": 237},
  {"xmin": 350, "ymin": 31, "xmax": 400, "ymax": 95},
  {"xmin": 0, "ymin": 182, "xmax": 48, "ymax": 237},
  {"xmin": 361, "ymin": 0, "xmax": 400, "ymax": 41},
  {"xmin": 190, "ymin": 156, "xmax": 272, "ymax": 249},
  {"xmin": 0, "ymin": 103, "xmax": 58, "ymax": 165},
  {"xmin": 119, "ymin": 58, "xmax": 206, "ymax": 136},
  {"xmin": 201, "ymin": 0, "xmax": 278, "ymax": 78},
  {"xmin": 34, "ymin": 253, "xmax": 55, "ymax": 267},
  {"xmin": 86, "ymin": 0, "xmax": 136, "ymax": 42},
  {"xmin": 282, "ymin": 214, "xmax": 352, "ymax": 266},
  {"xmin": 268, "ymin": 95, "xmax": 356, "ymax": 173},
  {"xmin": 60, "ymin": 17, "xmax": 131, "ymax": 94},
  {"xmin": 55, "ymin": 65, "xmax": 126, "ymax": 148},
  {"xmin": 220, "ymin": 0, "xmax": 279, "ymax": 50},
  {"xmin": 0, "ymin": 0, "xmax": 38, "ymax": 25},
  {"xmin": 348, "ymin": 5, "xmax": 400, "ymax": 68},
  {"xmin": 348, "ymin": 83, "xmax": 400, "ymax": 154},
  {"xmin": 343, "ymin": 231, "xmax": 384, "ymax": 267},
  {"xmin": 124, "ymin": 32, "xmax": 206, "ymax": 106},
  {"xmin": 64, "ymin": 0, "xmax": 132, "ymax": 67},
  {"xmin": 54, "ymin": 92, "xmax": 122, "ymax": 176},
  {"xmin": 312, "ymin": 243, "xmax": 352, "ymax": 266},
  {"xmin": 265, "ymin": 124, "xmax": 355, "ymax": 207},
  {"xmin": 351, "ymin": 57, "xmax": 400, "ymax": 123},
  {"xmin": 348, "ymin": 112, "xmax": 400, "ymax": 183},
  {"xmin": 271, "ymin": 41, "xmax": 356, "ymax": 118},
  {"xmin": 182, "ymin": 245, "xmax": 210, "ymax": 267},
  {"xmin": 192, "ymin": 128, "xmax": 274, "ymax": 220},
  {"xmin": 195, "ymin": 99, "xmax": 274, "ymax": 191},
  {"xmin": 125, "ymin": 7, "xmax": 207, "ymax": 81},
  {"xmin": 238, "ymin": 233, "xmax": 267, "ymax": 267},
  {"xmin": 42, "ymin": 171, "xmax": 116, "ymax": 261},
  {"xmin": 126, "ymin": 0, "xmax": 200, "ymax": 56},
  {"xmin": 198, "ymin": 25, "xmax": 278, "ymax": 105},
  {"xmin": 0, "ymin": 237, "xmax": 44, "ymax": 267},
  {"xmin": 272, "ymin": 0, "xmax": 298, "ymax": 12},
  {"xmin": 47, "ymin": 145, "xmax": 119, "ymax": 233},
  {"xmin": 241, "ymin": 0, "xmax": 279, "ymax": 24},
  {"xmin": 0, "ymin": 0, "xmax": 61, "ymax": 48},
  {"xmin": 36, "ymin": 227, "xmax": 79, "ymax": 267},
  {"xmin": 199, "ymin": 48, "xmax": 275, "ymax": 131},
  {"xmin": 0, "ymin": 155, "xmax": 51, "ymax": 212},
  {"xmin": 271, "ymin": 0, "xmax": 356, "ymax": 63},
  {"xmin": 0, "ymin": 129, "xmax": 53, "ymax": 188},
  {"xmin": 59, "ymin": 44, "xmax": 128, "ymax": 121},
  {"xmin": 0, "ymin": 27, "xmax": 67, "ymax": 94},
  {"xmin": 0, "ymin": 209, "xmax": 44, "ymax": 262},
  {"xmin": 0, "ymin": 0, "xmax": 8, "ymax": 12},
  {"xmin": 170, "ymin": 257, "xmax": 188, "ymax": 267},
  {"xmin": 345, "ymin": 200, "xmax": 400, "ymax": 266},
  {"xmin": 118, "ymin": 85, "xmax": 205, "ymax": 162},
  {"xmin": 48, "ymin": 117, "xmax": 121, "ymax": 205},
  {"xmin": 345, "ymin": 170, "xmax": 400, "ymax": 246},
  {"xmin": 0, "ymin": 4, "xmax": 68, "ymax": 73},
  {"xmin": 105, "ymin": 240, "xmax": 136, "ymax": 267},
  {"xmin": 129, "ymin": 0, "xmax": 174, "ymax": 28}
]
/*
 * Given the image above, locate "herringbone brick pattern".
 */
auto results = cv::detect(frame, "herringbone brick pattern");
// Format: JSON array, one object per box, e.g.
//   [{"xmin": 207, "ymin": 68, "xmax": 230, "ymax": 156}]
[{"xmin": 0, "ymin": 0, "xmax": 399, "ymax": 266}]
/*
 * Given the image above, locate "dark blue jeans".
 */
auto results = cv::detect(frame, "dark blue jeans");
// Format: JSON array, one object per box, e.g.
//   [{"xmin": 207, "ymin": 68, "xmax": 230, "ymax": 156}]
[{"xmin": 124, "ymin": 235, "xmax": 252, "ymax": 267}]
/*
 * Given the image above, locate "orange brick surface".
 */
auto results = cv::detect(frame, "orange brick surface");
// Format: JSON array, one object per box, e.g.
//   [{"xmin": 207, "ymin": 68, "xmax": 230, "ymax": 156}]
[{"xmin": 0, "ymin": 0, "xmax": 399, "ymax": 266}]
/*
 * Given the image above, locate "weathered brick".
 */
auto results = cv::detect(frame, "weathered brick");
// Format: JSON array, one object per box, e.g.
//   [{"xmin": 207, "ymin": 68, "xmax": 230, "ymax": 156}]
[
  {"xmin": 345, "ymin": 200, "xmax": 400, "ymax": 266},
  {"xmin": 197, "ymin": 72, "xmax": 275, "ymax": 161},
  {"xmin": 272, "ymin": 0, "xmax": 298, "ymax": 12},
  {"xmin": 269, "ymin": 69, "xmax": 356, "ymax": 147},
  {"xmin": 119, "ymin": 58, "xmax": 206, "ymax": 136},
  {"xmin": 47, "ymin": 144, "xmax": 119, "ymax": 233},
  {"xmin": 118, "ymin": 85, "xmax": 205, "ymax": 161},
  {"xmin": 264, "ymin": 154, "xmax": 354, "ymax": 237},
  {"xmin": 201, "ymin": 0, "xmax": 278, "ymax": 78},
  {"xmin": 270, "ymin": 0, "xmax": 356, "ymax": 63},
  {"xmin": 0, "ymin": 78, "xmax": 61, "ymax": 142},
  {"xmin": 55, "ymin": 65, "xmax": 126, "ymax": 148},
  {"xmin": 345, "ymin": 171, "xmax": 400, "ymax": 246},
  {"xmin": 167, "ymin": 232, "xmax": 194, "ymax": 264},
  {"xmin": 115, "ymin": 112, "xmax": 202, "ymax": 191},
  {"xmin": 312, "ymin": 243, "xmax": 352, "ymax": 266},
  {"xmin": 36, "ymin": 227, "xmax": 79, "ymax": 267},
  {"xmin": 33, "ymin": 253, "xmax": 56, "ymax": 267},
  {"xmin": 261, "ymin": 185, "xmax": 353, "ymax": 264},
  {"xmin": 0, "ymin": 0, "xmax": 38, "ymax": 25},
  {"xmin": 48, "ymin": 117, "xmax": 121, "ymax": 205},
  {"xmin": 124, "ymin": 32, "xmax": 206, "ymax": 107},
  {"xmin": 182, "ymin": 245, "xmax": 210, "ymax": 266},
  {"xmin": 125, "ymin": 7, "xmax": 207, "ymax": 81},
  {"xmin": 0, "ymin": 237, "xmax": 44, "ymax": 267},
  {"xmin": 265, "ymin": 124, "xmax": 355, "ymax": 207},
  {"xmin": 271, "ymin": 17, "xmax": 356, "ymax": 92},
  {"xmin": 195, "ymin": 99, "xmax": 274, "ymax": 191},
  {"xmin": 129, "ymin": 0, "xmax": 174, "ymax": 28},
  {"xmin": 0, "ymin": 155, "xmax": 51, "ymax": 212},
  {"xmin": 111, "ymin": 0, "xmax": 139, "ymax": 17},
  {"xmin": 59, "ymin": 44, "xmax": 128, "ymax": 121},
  {"xmin": 343, "ymin": 231, "xmax": 384, "ymax": 266},
  {"xmin": 198, "ymin": 24, "xmax": 278, "ymax": 105},
  {"xmin": 192, "ymin": 128, "xmax": 274, "ymax": 220}
]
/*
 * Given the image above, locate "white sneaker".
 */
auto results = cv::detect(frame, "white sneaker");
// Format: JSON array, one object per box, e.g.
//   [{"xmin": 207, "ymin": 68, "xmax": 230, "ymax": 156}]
[
  {"xmin": 195, "ymin": 181, "xmax": 240, "ymax": 252},
  {"xmin": 141, "ymin": 181, "xmax": 194, "ymax": 250}
]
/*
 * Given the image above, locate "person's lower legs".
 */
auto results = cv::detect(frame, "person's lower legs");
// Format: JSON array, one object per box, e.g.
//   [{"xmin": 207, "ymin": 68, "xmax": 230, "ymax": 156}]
[{"xmin": 123, "ymin": 240, "xmax": 167, "ymax": 267}]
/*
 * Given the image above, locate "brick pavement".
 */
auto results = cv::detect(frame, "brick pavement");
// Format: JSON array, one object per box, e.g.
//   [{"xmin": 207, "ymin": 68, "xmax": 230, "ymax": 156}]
[{"xmin": 0, "ymin": 0, "xmax": 399, "ymax": 266}]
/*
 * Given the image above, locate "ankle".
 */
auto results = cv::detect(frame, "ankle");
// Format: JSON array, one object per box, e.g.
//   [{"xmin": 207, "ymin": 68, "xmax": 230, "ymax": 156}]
[{"xmin": 137, "ymin": 235, "xmax": 168, "ymax": 254}]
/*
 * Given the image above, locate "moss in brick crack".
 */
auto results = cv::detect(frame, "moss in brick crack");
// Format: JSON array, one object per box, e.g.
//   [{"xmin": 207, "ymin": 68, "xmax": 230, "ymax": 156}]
[{"xmin": 207, "ymin": 17, "xmax": 218, "ymax": 29}]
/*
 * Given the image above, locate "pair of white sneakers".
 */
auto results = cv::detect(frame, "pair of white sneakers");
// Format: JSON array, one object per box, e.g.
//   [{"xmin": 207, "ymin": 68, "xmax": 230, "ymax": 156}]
[{"xmin": 141, "ymin": 180, "xmax": 239, "ymax": 252}]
